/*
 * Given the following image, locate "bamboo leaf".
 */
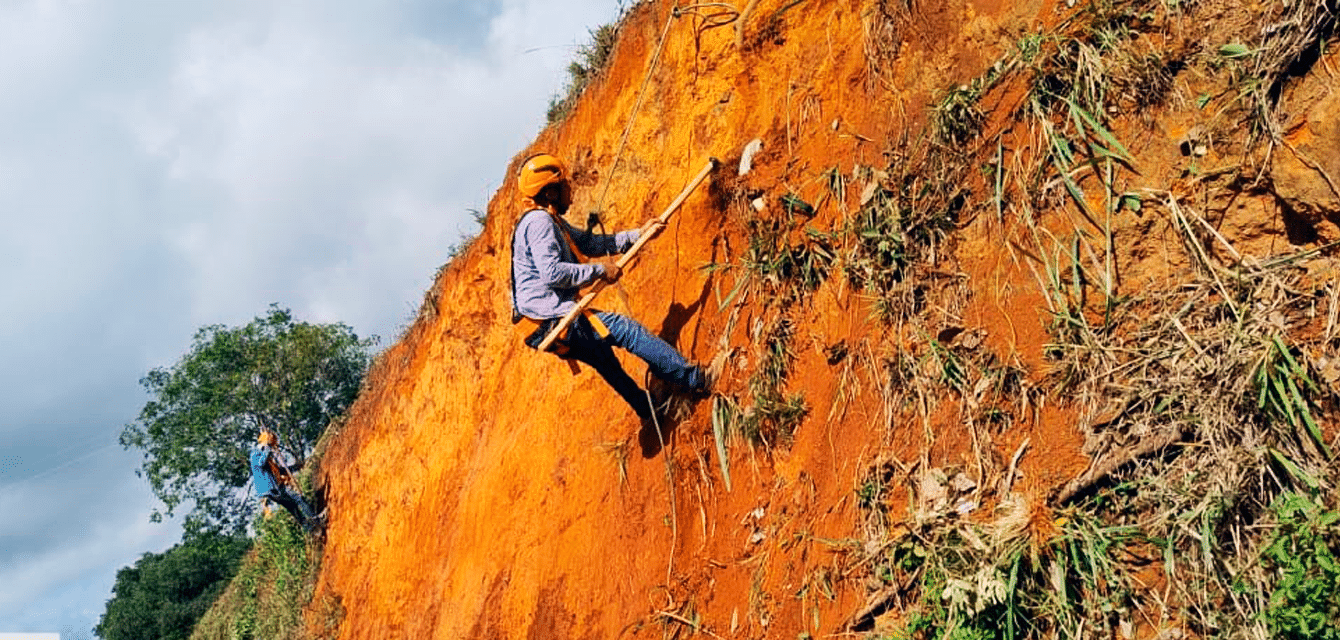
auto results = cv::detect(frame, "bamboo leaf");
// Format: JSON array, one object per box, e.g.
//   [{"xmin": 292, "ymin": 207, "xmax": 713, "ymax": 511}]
[
  {"xmin": 1071, "ymin": 235, "xmax": 1084, "ymax": 308},
  {"xmin": 1047, "ymin": 128, "xmax": 1075, "ymax": 166},
  {"xmin": 1286, "ymin": 372, "xmax": 1332, "ymax": 459},
  {"xmin": 1273, "ymin": 335, "xmax": 1320, "ymax": 393},
  {"xmin": 711, "ymin": 397, "xmax": 733, "ymax": 491},
  {"xmin": 717, "ymin": 274, "xmax": 749, "ymax": 312},
  {"xmin": 1268, "ymin": 448, "xmax": 1320, "ymax": 491},
  {"xmin": 1054, "ymin": 156, "xmax": 1104, "ymax": 230},
  {"xmin": 1119, "ymin": 193, "xmax": 1142, "ymax": 212},
  {"xmin": 1067, "ymin": 98, "xmax": 1136, "ymax": 164},
  {"xmin": 1270, "ymin": 369, "xmax": 1299, "ymax": 427}
]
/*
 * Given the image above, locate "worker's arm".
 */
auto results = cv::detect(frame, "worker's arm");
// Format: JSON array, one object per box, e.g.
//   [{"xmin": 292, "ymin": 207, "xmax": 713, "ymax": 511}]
[
  {"xmin": 568, "ymin": 222, "xmax": 639, "ymax": 258},
  {"xmin": 522, "ymin": 213, "xmax": 607, "ymax": 288}
]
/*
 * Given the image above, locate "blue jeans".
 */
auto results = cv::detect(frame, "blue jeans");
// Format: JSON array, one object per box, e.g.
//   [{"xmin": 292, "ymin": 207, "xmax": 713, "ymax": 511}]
[
  {"xmin": 531, "ymin": 311, "xmax": 703, "ymax": 418},
  {"xmin": 265, "ymin": 485, "xmax": 316, "ymax": 529}
]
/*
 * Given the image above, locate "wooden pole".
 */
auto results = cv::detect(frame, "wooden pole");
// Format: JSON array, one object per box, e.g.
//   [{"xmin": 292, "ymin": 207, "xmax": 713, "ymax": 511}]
[{"xmin": 536, "ymin": 157, "xmax": 719, "ymax": 353}]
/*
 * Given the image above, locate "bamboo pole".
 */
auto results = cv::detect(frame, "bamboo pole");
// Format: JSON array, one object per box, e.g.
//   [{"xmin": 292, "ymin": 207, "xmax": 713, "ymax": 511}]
[{"xmin": 536, "ymin": 157, "xmax": 719, "ymax": 353}]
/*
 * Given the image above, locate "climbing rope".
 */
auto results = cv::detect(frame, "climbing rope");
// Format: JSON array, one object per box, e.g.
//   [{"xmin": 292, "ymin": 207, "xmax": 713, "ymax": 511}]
[
  {"xmin": 590, "ymin": 5, "xmax": 678, "ymax": 217},
  {"xmin": 590, "ymin": 2, "xmax": 741, "ymax": 216},
  {"xmin": 643, "ymin": 373, "xmax": 678, "ymax": 591},
  {"xmin": 588, "ymin": 1, "xmax": 735, "ymax": 320},
  {"xmin": 675, "ymin": 2, "xmax": 741, "ymax": 34}
]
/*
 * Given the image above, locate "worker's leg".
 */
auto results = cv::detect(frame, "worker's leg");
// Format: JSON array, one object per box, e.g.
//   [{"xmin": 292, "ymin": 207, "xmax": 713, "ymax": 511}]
[
  {"xmin": 565, "ymin": 316, "xmax": 656, "ymax": 419},
  {"xmin": 269, "ymin": 488, "xmax": 315, "ymax": 528},
  {"xmin": 594, "ymin": 311, "xmax": 705, "ymax": 391}
]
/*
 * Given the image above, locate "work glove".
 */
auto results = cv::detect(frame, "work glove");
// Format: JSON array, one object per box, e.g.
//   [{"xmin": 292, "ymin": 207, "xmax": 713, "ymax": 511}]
[{"xmin": 601, "ymin": 262, "xmax": 622, "ymax": 283}]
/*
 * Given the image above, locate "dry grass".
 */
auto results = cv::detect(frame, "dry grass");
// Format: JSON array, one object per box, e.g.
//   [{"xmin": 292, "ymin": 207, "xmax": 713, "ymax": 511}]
[
  {"xmin": 862, "ymin": 0, "xmax": 914, "ymax": 92},
  {"xmin": 1238, "ymin": 0, "xmax": 1340, "ymax": 149},
  {"xmin": 1036, "ymin": 200, "xmax": 1339, "ymax": 633},
  {"xmin": 831, "ymin": 1, "xmax": 1340, "ymax": 637},
  {"xmin": 547, "ymin": 16, "xmax": 624, "ymax": 124}
]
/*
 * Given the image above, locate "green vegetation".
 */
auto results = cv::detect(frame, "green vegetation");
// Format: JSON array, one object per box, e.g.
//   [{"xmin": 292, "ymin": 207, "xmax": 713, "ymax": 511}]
[
  {"xmin": 742, "ymin": 316, "xmax": 808, "ymax": 446},
  {"xmin": 1260, "ymin": 492, "xmax": 1340, "ymax": 640},
  {"xmin": 189, "ymin": 513, "xmax": 327, "ymax": 640},
  {"xmin": 741, "ymin": 205, "xmax": 836, "ymax": 302},
  {"xmin": 121, "ymin": 305, "xmax": 375, "ymax": 533},
  {"xmin": 547, "ymin": 19, "xmax": 622, "ymax": 124},
  {"xmin": 95, "ymin": 531, "xmax": 251, "ymax": 640},
  {"xmin": 843, "ymin": 141, "xmax": 967, "ymax": 324},
  {"xmin": 820, "ymin": 1, "xmax": 1340, "ymax": 638},
  {"xmin": 711, "ymin": 316, "xmax": 808, "ymax": 451},
  {"xmin": 106, "ymin": 305, "xmax": 366, "ymax": 640},
  {"xmin": 445, "ymin": 208, "xmax": 489, "ymax": 261},
  {"xmin": 862, "ymin": 499, "xmax": 1142, "ymax": 640}
]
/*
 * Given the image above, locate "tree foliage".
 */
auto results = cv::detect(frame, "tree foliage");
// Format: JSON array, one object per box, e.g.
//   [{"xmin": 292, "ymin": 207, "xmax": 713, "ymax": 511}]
[
  {"xmin": 121, "ymin": 305, "xmax": 376, "ymax": 532},
  {"xmin": 95, "ymin": 531, "xmax": 251, "ymax": 640}
]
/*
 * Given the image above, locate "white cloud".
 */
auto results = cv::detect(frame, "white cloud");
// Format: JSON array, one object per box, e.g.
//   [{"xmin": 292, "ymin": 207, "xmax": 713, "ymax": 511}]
[
  {"xmin": 118, "ymin": 0, "xmax": 619, "ymax": 336},
  {"xmin": 0, "ymin": 0, "xmax": 624, "ymax": 636},
  {"xmin": 0, "ymin": 448, "xmax": 179, "ymax": 634}
]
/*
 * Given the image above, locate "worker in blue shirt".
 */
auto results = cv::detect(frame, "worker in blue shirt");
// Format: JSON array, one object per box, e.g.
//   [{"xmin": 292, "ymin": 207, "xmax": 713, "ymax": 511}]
[
  {"xmin": 509, "ymin": 153, "xmax": 709, "ymax": 425},
  {"xmin": 250, "ymin": 429, "xmax": 319, "ymax": 532}
]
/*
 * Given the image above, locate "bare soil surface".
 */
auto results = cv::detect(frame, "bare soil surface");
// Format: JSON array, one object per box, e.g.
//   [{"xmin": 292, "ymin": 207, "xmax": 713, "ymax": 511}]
[{"xmin": 308, "ymin": 1, "xmax": 1340, "ymax": 638}]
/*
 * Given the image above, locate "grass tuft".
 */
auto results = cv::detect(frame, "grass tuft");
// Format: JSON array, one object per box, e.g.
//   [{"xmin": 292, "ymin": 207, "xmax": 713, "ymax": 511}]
[
  {"xmin": 190, "ymin": 514, "xmax": 323, "ymax": 640},
  {"xmin": 547, "ymin": 20, "xmax": 623, "ymax": 124}
]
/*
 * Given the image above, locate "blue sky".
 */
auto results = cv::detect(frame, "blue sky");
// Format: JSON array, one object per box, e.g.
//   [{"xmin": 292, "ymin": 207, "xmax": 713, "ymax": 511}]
[{"xmin": 0, "ymin": 0, "xmax": 623, "ymax": 636}]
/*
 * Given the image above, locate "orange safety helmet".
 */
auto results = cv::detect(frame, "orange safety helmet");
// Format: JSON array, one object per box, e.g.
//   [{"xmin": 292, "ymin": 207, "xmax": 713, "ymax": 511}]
[
  {"xmin": 517, "ymin": 153, "xmax": 568, "ymax": 198},
  {"xmin": 257, "ymin": 429, "xmax": 277, "ymax": 447}
]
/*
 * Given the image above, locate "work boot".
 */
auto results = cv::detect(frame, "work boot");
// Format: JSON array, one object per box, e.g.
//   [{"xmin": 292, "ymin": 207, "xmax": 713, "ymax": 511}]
[
  {"xmin": 305, "ymin": 510, "xmax": 329, "ymax": 536},
  {"xmin": 684, "ymin": 350, "xmax": 727, "ymax": 399}
]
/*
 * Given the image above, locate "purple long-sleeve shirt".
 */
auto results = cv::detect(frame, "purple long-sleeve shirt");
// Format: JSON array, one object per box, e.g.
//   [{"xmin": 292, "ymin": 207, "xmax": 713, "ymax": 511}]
[{"xmin": 511, "ymin": 209, "xmax": 638, "ymax": 319}]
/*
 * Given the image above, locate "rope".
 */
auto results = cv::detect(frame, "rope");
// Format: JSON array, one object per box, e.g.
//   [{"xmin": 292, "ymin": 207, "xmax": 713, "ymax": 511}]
[
  {"xmin": 591, "ymin": 2, "xmax": 743, "ymax": 216},
  {"xmin": 644, "ymin": 373, "xmax": 678, "ymax": 593},
  {"xmin": 590, "ymin": 3, "xmax": 681, "ymax": 216},
  {"xmin": 675, "ymin": 2, "xmax": 741, "ymax": 34}
]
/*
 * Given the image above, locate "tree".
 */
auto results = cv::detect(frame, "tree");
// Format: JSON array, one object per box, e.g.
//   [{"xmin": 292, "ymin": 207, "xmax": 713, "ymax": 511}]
[
  {"xmin": 95, "ymin": 531, "xmax": 251, "ymax": 640},
  {"xmin": 122, "ymin": 305, "xmax": 377, "ymax": 532}
]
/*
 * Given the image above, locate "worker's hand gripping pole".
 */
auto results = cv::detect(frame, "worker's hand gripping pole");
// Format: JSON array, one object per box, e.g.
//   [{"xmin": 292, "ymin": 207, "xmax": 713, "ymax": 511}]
[{"xmin": 536, "ymin": 157, "xmax": 720, "ymax": 354}]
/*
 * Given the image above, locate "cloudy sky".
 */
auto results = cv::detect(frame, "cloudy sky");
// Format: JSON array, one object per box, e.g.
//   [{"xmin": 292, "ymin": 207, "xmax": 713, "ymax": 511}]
[{"xmin": 0, "ymin": 0, "xmax": 623, "ymax": 636}]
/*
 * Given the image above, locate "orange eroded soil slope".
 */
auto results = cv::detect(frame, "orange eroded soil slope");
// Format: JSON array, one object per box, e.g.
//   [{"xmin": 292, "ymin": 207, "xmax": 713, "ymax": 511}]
[{"xmin": 308, "ymin": 0, "xmax": 1340, "ymax": 638}]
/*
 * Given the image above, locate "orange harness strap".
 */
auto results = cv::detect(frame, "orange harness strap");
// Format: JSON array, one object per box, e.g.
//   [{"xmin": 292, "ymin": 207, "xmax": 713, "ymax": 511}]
[
  {"xmin": 263, "ymin": 454, "xmax": 294, "ymax": 488},
  {"xmin": 517, "ymin": 211, "xmax": 612, "ymax": 344},
  {"xmin": 513, "ymin": 209, "xmax": 612, "ymax": 376},
  {"xmin": 517, "ymin": 310, "xmax": 610, "ymax": 351},
  {"xmin": 548, "ymin": 212, "xmax": 612, "ymax": 339}
]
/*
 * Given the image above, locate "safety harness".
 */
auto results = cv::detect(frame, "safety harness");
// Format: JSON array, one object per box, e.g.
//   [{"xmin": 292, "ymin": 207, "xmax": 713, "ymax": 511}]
[
  {"xmin": 258, "ymin": 444, "xmax": 296, "ymax": 518},
  {"xmin": 510, "ymin": 209, "xmax": 610, "ymax": 357},
  {"xmin": 263, "ymin": 451, "xmax": 294, "ymax": 489}
]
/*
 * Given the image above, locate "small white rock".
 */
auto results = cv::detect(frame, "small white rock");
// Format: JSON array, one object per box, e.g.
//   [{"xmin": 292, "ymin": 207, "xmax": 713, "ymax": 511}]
[{"xmin": 739, "ymin": 138, "xmax": 764, "ymax": 176}]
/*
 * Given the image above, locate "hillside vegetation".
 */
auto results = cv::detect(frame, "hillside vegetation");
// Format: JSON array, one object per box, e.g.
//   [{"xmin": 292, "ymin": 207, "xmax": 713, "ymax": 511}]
[{"xmin": 194, "ymin": 0, "xmax": 1340, "ymax": 638}]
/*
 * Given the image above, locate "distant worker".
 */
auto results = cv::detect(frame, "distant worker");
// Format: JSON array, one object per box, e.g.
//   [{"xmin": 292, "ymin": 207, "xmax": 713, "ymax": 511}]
[
  {"xmin": 509, "ymin": 153, "xmax": 709, "ymax": 424},
  {"xmin": 250, "ymin": 429, "xmax": 320, "ymax": 533}
]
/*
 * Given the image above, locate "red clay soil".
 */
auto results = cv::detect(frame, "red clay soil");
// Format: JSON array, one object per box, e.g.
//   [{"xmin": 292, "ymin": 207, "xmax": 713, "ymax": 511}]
[{"xmin": 308, "ymin": 1, "xmax": 1340, "ymax": 638}]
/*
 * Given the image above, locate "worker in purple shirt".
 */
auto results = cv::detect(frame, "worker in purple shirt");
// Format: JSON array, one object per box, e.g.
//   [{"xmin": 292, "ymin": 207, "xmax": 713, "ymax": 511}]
[{"xmin": 509, "ymin": 153, "xmax": 708, "ymax": 424}]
